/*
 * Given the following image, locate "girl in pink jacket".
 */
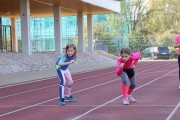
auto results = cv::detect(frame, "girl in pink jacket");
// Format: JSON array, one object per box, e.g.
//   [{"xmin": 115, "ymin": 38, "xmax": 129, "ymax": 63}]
[
  {"xmin": 116, "ymin": 47, "xmax": 141, "ymax": 105},
  {"xmin": 174, "ymin": 34, "xmax": 180, "ymax": 90}
]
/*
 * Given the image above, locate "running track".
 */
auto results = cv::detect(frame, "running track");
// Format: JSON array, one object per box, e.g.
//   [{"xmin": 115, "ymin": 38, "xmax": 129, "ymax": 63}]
[{"xmin": 0, "ymin": 61, "xmax": 179, "ymax": 120}]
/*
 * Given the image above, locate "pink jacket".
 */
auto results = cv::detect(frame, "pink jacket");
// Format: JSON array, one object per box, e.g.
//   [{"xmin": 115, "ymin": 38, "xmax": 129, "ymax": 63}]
[
  {"xmin": 175, "ymin": 34, "xmax": 180, "ymax": 55},
  {"xmin": 116, "ymin": 52, "xmax": 141, "ymax": 76}
]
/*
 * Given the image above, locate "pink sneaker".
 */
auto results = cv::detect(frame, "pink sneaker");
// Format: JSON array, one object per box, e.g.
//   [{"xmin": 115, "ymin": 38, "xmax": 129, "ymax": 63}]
[{"xmin": 128, "ymin": 94, "xmax": 136, "ymax": 102}]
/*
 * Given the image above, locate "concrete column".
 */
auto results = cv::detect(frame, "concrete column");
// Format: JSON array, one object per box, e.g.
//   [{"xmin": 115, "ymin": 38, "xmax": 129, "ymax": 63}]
[
  {"xmin": 87, "ymin": 14, "xmax": 93, "ymax": 52},
  {"xmin": 53, "ymin": 6, "xmax": 63, "ymax": 55},
  {"xmin": 11, "ymin": 18, "xmax": 18, "ymax": 52},
  {"xmin": 20, "ymin": 0, "xmax": 31, "ymax": 55},
  {"xmin": 0, "ymin": 17, "xmax": 2, "ymax": 51},
  {"xmin": 77, "ymin": 12, "xmax": 85, "ymax": 53}
]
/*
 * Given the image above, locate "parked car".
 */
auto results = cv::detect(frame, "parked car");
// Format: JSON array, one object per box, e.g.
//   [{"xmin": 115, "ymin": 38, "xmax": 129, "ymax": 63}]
[{"xmin": 142, "ymin": 47, "xmax": 170, "ymax": 59}]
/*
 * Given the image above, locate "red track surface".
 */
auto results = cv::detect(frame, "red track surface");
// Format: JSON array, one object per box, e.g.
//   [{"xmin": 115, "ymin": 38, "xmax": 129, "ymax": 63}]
[{"xmin": 0, "ymin": 61, "xmax": 179, "ymax": 120}]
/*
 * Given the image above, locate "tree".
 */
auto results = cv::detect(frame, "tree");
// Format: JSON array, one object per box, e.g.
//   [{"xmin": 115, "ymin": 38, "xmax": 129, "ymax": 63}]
[
  {"xmin": 121, "ymin": 0, "xmax": 180, "ymax": 51},
  {"xmin": 93, "ymin": 17, "xmax": 120, "ymax": 55},
  {"xmin": 142, "ymin": 0, "xmax": 180, "ymax": 46},
  {"xmin": 120, "ymin": 0, "xmax": 150, "ymax": 31}
]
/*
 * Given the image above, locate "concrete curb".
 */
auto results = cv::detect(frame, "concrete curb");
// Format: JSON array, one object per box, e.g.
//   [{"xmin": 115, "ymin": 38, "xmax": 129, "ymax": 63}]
[{"xmin": 0, "ymin": 61, "xmax": 116, "ymax": 88}]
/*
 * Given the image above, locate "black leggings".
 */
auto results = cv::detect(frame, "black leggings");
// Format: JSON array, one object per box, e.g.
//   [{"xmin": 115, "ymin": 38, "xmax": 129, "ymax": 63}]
[
  {"xmin": 121, "ymin": 68, "xmax": 136, "ymax": 89},
  {"xmin": 178, "ymin": 55, "xmax": 180, "ymax": 81}
]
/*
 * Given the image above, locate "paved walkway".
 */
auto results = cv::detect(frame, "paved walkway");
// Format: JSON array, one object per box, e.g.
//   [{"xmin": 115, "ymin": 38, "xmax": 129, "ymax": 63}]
[{"xmin": 0, "ymin": 61, "xmax": 116, "ymax": 88}]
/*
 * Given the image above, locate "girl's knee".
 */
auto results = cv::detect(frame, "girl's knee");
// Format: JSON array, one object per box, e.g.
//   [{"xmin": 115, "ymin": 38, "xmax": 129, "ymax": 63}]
[
  {"xmin": 60, "ymin": 81, "xmax": 66, "ymax": 86},
  {"xmin": 122, "ymin": 80, "xmax": 128, "ymax": 86},
  {"xmin": 68, "ymin": 82, "xmax": 73, "ymax": 86},
  {"xmin": 130, "ymin": 84, "xmax": 136, "ymax": 89}
]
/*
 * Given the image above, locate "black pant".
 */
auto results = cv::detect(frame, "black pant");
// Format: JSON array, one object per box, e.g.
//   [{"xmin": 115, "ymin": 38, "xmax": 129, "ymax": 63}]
[
  {"xmin": 123, "ymin": 68, "xmax": 135, "ymax": 79},
  {"xmin": 121, "ymin": 68, "xmax": 136, "ymax": 89}
]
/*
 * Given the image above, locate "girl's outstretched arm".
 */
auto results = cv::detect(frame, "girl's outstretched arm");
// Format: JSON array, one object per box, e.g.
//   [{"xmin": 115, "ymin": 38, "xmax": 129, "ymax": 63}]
[
  {"xmin": 174, "ymin": 43, "xmax": 180, "ymax": 48},
  {"xmin": 132, "ymin": 52, "xmax": 141, "ymax": 66},
  {"xmin": 58, "ymin": 56, "xmax": 74, "ymax": 66},
  {"xmin": 58, "ymin": 60, "xmax": 74, "ymax": 66}
]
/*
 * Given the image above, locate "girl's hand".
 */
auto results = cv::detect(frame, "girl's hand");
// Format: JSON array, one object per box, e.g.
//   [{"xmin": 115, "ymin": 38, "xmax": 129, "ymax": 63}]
[
  {"xmin": 132, "ymin": 65, "xmax": 136, "ymax": 68},
  {"xmin": 69, "ymin": 60, "xmax": 75, "ymax": 64},
  {"xmin": 174, "ymin": 44, "xmax": 180, "ymax": 48},
  {"xmin": 119, "ymin": 63, "xmax": 125, "ymax": 68}
]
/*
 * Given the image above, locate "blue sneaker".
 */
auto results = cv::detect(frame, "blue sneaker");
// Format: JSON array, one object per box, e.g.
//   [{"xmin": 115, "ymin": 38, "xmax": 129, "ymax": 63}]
[
  {"xmin": 64, "ymin": 96, "xmax": 77, "ymax": 102},
  {"xmin": 59, "ymin": 100, "xmax": 66, "ymax": 106}
]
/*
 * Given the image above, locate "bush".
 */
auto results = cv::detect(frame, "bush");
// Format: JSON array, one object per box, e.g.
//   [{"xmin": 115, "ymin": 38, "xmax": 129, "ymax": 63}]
[{"xmin": 168, "ymin": 46, "xmax": 178, "ymax": 59}]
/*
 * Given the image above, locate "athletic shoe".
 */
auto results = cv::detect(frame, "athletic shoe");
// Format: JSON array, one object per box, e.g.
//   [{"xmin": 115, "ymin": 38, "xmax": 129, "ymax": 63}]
[
  {"xmin": 123, "ymin": 98, "xmax": 130, "ymax": 105},
  {"xmin": 128, "ymin": 94, "xmax": 136, "ymax": 102},
  {"xmin": 64, "ymin": 96, "xmax": 77, "ymax": 102},
  {"xmin": 59, "ymin": 100, "xmax": 66, "ymax": 106}
]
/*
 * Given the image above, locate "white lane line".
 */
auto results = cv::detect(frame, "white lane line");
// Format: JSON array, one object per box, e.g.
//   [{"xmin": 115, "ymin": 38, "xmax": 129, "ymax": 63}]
[
  {"xmin": 0, "ymin": 78, "xmax": 120, "ymax": 117},
  {"xmin": 0, "ymin": 63, "xmax": 171, "ymax": 99},
  {"xmin": 165, "ymin": 102, "xmax": 180, "ymax": 120},
  {"xmin": 0, "ymin": 65, "xmax": 175, "ymax": 118},
  {"xmin": 0, "ymin": 62, "xmax": 167, "ymax": 89},
  {"xmin": 0, "ymin": 71, "xmax": 114, "ymax": 99},
  {"xmin": 0, "ymin": 105, "xmax": 177, "ymax": 107},
  {"xmin": 0, "ymin": 66, "xmax": 115, "ymax": 89},
  {"xmin": 72, "ymin": 69, "xmax": 177, "ymax": 120}
]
